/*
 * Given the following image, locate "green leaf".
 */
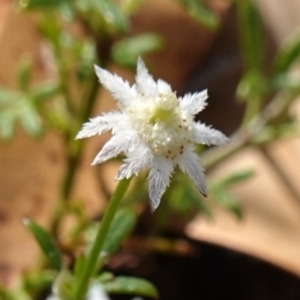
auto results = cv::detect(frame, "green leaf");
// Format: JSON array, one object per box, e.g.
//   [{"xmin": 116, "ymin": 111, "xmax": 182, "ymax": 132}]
[
  {"xmin": 31, "ymin": 82, "xmax": 59, "ymax": 103},
  {"xmin": 103, "ymin": 276, "xmax": 158, "ymax": 299},
  {"xmin": 271, "ymin": 73, "xmax": 300, "ymax": 91},
  {"xmin": 0, "ymin": 88, "xmax": 18, "ymax": 104},
  {"xmin": 212, "ymin": 188, "xmax": 243, "ymax": 219},
  {"xmin": 17, "ymin": 56, "xmax": 32, "ymax": 92},
  {"xmin": 237, "ymin": 69, "xmax": 268, "ymax": 103},
  {"xmin": 76, "ymin": 0, "xmax": 129, "ymax": 34},
  {"xmin": 120, "ymin": 0, "xmax": 146, "ymax": 15},
  {"xmin": 166, "ymin": 173, "xmax": 212, "ymax": 219},
  {"xmin": 0, "ymin": 112, "xmax": 16, "ymax": 140},
  {"xmin": 101, "ymin": 208, "xmax": 137, "ymax": 255},
  {"xmin": 24, "ymin": 270, "xmax": 56, "ymax": 292},
  {"xmin": 112, "ymin": 33, "xmax": 164, "ymax": 68},
  {"xmin": 237, "ymin": 0, "xmax": 264, "ymax": 70},
  {"xmin": 218, "ymin": 170, "xmax": 255, "ymax": 187},
  {"xmin": 59, "ymin": 2, "xmax": 76, "ymax": 21},
  {"xmin": 38, "ymin": 15, "xmax": 64, "ymax": 50},
  {"xmin": 20, "ymin": 103, "xmax": 43, "ymax": 137},
  {"xmin": 76, "ymin": 41, "xmax": 96, "ymax": 82},
  {"xmin": 0, "ymin": 87, "xmax": 45, "ymax": 139},
  {"xmin": 176, "ymin": 0, "xmax": 219, "ymax": 30},
  {"xmin": 97, "ymin": 0, "xmax": 129, "ymax": 33},
  {"xmin": 52, "ymin": 270, "xmax": 73, "ymax": 300},
  {"xmin": 272, "ymin": 31, "xmax": 300, "ymax": 75},
  {"xmin": 24, "ymin": 219, "xmax": 63, "ymax": 271},
  {"xmin": 97, "ymin": 272, "xmax": 114, "ymax": 283}
]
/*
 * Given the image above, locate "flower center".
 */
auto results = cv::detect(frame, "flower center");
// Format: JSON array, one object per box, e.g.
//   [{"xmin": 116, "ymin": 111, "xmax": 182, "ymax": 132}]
[{"xmin": 127, "ymin": 92, "xmax": 193, "ymax": 160}]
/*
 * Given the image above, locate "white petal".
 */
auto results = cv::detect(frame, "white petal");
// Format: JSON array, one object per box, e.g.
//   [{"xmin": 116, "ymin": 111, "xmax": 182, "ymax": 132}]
[
  {"xmin": 135, "ymin": 57, "xmax": 157, "ymax": 97},
  {"xmin": 75, "ymin": 112, "xmax": 125, "ymax": 139},
  {"xmin": 179, "ymin": 90, "xmax": 208, "ymax": 115},
  {"xmin": 192, "ymin": 122, "xmax": 229, "ymax": 146},
  {"xmin": 92, "ymin": 131, "xmax": 137, "ymax": 165},
  {"xmin": 157, "ymin": 79, "xmax": 172, "ymax": 94},
  {"xmin": 87, "ymin": 283, "xmax": 109, "ymax": 300},
  {"xmin": 178, "ymin": 147, "xmax": 207, "ymax": 196},
  {"xmin": 94, "ymin": 65, "xmax": 137, "ymax": 108},
  {"xmin": 148, "ymin": 157, "xmax": 174, "ymax": 211},
  {"xmin": 116, "ymin": 144, "xmax": 153, "ymax": 180}
]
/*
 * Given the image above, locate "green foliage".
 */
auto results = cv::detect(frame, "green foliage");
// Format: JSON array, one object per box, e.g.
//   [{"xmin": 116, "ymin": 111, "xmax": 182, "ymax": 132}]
[
  {"xmin": 0, "ymin": 88, "xmax": 42, "ymax": 140},
  {"xmin": 210, "ymin": 170, "xmax": 255, "ymax": 219},
  {"xmin": 237, "ymin": 69, "xmax": 268, "ymax": 103},
  {"xmin": 119, "ymin": 0, "xmax": 146, "ymax": 15},
  {"xmin": 0, "ymin": 61, "xmax": 59, "ymax": 140},
  {"xmin": 112, "ymin": 33, "xmax": 164, "ymax": 68},
  {"xmin": 4, "ymin": 0, "xmax": 300, "ymax": 299},
  {"xmin": 52, "ymin": 270, "xmax": 74, "ymax": 300},
  {"xmin": 176, "ymin": 0, "xmax": 219, "ymax": 30},
  {"xmin": 252, "ymin": 117, "xmax": 298, "ymax": 144},
  {"xmin": 272, "ymin": 31, "xmax": 300, "ymax": 75},
  {"xmin": 75, "ymin": 0, "xmax": 129, "ymax": 34},
  {"xmin": 24, "ymin": 270, "xmax": 56, "ymax": 293},
  {"xmin": 85, "ymin": 208, "xmax": 137, "ymax": 259},
  {"xmin": 102, "ymin": 208, "xmax": 137, "ymax": 255},
  {"xmin": 39, "ymin": 15, "xmax": 97, "ymax": 83},
  {"xmin": 236, "ymin": 0, "xmax": 264, "ymax": 70},
  {"xmin": 24, "ymin": 219, "xmax": 63, "ymax": 271},
  {"xmin": 167, "ymin": 173, "xmax": 212, "ymax": 219},
  {"xmin": 103, "ymin": 276, "xmax": 159, "ymax": 299}
]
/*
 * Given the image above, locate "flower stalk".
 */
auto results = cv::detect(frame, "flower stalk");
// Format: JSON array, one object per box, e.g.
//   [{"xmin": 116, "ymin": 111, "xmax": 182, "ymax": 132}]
[{"xmin": 74, "ymin": 178, "xmax": 132, "ymax": 300}]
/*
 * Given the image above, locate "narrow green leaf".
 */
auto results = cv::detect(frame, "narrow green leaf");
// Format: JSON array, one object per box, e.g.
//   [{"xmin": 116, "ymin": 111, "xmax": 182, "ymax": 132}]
[
  {"xmin": 272, "ymin": 31, "xmax": 300, "ymax": 75},
  {"xmin": 31, "ymin": 82, "xmax": 59, "ymax": 103},
  {"xmin": 0, "ymin": 88, "xmax": 17, "ymax": 104},
  {"xmin": 17, "ymin": 56, "xmax": 32, "ymax": 92},
  {"xmin": 112, "ymin": 33, "xmax": 164, "ymax": 68},
  {"xmin": 81, "ymin": 0, "xmax": 129, "ymax": 34},
  {"xmin": 99, "ymin": 0, "xmax": 128, "ymax": 33},
  {"xmin": 0, "ymin": 112, "xmax": 16, "ymax": 141},
  {"xmin": 59, "ymin": 2, "xmax": 76, "ymax": 21},
  {"xmin": 20, "ymin": 104, "xmax": 43, "ymax": 137},
  {"xmin": 101, "ymin": 208, "xmax": 137, "ymax": 255},
  {"xmin": 24, "ymin": 219, "xmax": 63, "ymax": 271},
  {"xmin": 218, "ymin": 170, "xmax": 255, "ymax": 187},
  {"xmin": 167, "ymin": 173, "xmax": 212, "ymax": 219},
  {"xmin": 237, "ymin": 0, "xmax": 264, "ymax": 70},
  {"xmin": 24, "ymin": 270, "xmax": 56, "ymax": 292},
  {"xmin": 212, "ymin": 189, "xmax": 243, "ymax": 219},
  {"xmin": 103, "ymin": 276, "xmax": 158, "ymax": 299},
  {"xmin": 237, "ymin": 69, "xmax": 268, "ymax": 103},
  {"xmin": 176, "ymin": 0, "xmax": 219, "ymax": 30},
  {"xmin": 97, "ymin": 272, "xmax": 114, "ymax": 283},
  {"xmin": 120, "ymin": 0, "xmax": 146, "ymax": 15}
]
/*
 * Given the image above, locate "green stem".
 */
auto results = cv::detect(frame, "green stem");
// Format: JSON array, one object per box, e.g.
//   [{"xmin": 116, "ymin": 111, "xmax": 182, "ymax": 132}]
[{"xmin": 74, "ymin": 178, "xmax": 132, "ymax": 300}]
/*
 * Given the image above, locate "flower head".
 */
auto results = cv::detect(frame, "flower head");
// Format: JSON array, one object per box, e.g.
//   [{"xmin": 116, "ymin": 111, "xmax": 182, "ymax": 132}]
[{"xmin": 76, "ymin": 58, "xmax": 228, "ymax": 211}]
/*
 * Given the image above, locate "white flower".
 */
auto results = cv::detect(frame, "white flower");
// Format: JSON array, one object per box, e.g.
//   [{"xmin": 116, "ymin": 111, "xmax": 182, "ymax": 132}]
[{"xmin": 76, "ymin": 58, "xmax": 228, "ymax": 211}]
